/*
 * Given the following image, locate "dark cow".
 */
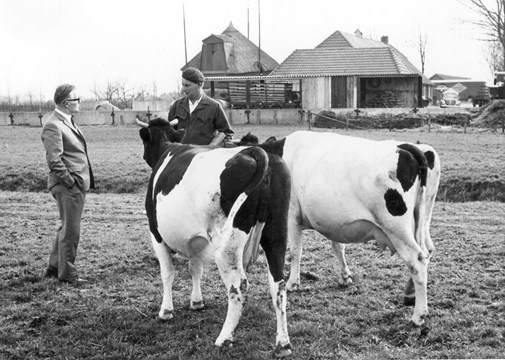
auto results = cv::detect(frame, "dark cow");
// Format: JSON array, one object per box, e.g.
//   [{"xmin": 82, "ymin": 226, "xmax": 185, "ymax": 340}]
[
  {"xmin": 237, "ymin": 130, "xmax": 441, "ymax": 326},
  {"xmin": 137, "ymin": 118, "xmax": 292, "ymax": 357}
]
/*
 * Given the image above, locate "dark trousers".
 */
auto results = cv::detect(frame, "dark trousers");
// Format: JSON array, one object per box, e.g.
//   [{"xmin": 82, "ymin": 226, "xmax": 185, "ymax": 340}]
[{"xmin": 48, "ymin": 184, "xmax": 86, "ymax": 281}]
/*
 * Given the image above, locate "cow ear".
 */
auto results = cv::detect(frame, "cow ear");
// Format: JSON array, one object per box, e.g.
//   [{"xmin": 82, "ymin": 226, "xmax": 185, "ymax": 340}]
[{"xmin": 139, "ymin": 128, "xmax": 151, "ymax": 142}]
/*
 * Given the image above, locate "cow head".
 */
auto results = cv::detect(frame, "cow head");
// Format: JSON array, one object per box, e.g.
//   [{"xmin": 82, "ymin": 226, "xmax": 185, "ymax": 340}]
[{"xmin": 137, "ymin": 117, "xmax": 183, "ymax": 168}]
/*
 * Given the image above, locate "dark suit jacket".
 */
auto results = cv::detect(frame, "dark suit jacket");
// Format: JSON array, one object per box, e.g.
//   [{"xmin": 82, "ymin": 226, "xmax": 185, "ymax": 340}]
[
  {"xmin": 41, "ymin": 111, "xmax": 94, "ymax": 191},
  {"xmin": 168, "ymin": 94, "xmax": 234, "ymax": 145}
]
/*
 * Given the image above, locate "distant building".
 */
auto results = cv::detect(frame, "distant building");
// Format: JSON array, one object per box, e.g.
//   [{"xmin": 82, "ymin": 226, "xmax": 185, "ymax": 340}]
[
  {"xmin": 269, "ymin": 30, "xmax": 426, "ymax": 109},
  {"xmin": 429, "ymin": 74, "xmax": 487, "ymax": 102},
  {"xmin": 183, "ymin": 26, "xmax": 428, "ymax": 110},
  {"xmin": 183, "ymin": 23, "xmax": 299, "ymax": 109},
  {"xmin": 80, "ymin": 100, "xmax": 120, "ymax": 112}
]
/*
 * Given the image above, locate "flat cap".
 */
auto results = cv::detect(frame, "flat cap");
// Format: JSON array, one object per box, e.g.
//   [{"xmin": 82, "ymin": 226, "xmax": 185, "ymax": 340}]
[{"xmin": 182, "ymin": 67, "xmax": 204, "ymax": 84}]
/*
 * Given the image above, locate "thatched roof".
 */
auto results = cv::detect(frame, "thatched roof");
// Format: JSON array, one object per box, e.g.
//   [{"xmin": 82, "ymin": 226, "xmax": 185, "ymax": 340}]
[{"xmin": 182, "ymin": 22, "xmax": 279, "ymax": 76}]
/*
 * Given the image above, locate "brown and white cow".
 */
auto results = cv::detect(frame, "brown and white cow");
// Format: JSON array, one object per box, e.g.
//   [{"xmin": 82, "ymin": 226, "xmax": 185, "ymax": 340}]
[
  {"xmin": 137, "ymin": 118, "xmax": 292, "ymax": 357},
  {"xmin": 238, "ymin": 130, "xmax": 441, "ymax": 326}
]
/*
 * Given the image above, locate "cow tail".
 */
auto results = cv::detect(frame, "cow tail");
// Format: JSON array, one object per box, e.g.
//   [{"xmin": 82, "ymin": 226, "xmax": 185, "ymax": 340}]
[
  {"xmin": 397, "ymin": 143, "xmax": 429, "ymax": 251},
  {"xmin": 220, "ymin": 147, "xmax": 270, "ymax": 240},
  {"xmin": 238, "ymin": 147, "xmax": 270, "ymax": 196}
]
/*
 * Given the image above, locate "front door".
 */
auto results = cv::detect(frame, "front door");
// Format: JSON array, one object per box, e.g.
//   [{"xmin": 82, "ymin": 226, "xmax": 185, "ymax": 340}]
[{"xmin": 331, "ymin": 77, "xmax": 347, "ymax": 108}]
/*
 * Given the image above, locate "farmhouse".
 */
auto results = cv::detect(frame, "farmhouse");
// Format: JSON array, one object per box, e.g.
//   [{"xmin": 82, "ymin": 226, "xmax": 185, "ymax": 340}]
[
  {"xmin": 269, "ymin": 30, "xmax": 427, "ymax": 109},
  {"xmin": 187, "ymin": 26, "xmax": 428, "ymax": 110}
]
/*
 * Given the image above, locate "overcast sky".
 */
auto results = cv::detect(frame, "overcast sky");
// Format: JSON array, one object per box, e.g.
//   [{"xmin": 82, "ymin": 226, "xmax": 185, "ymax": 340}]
[{"xmin": 0, "ymin": 0, "xmax": 492, "ymax": 101}]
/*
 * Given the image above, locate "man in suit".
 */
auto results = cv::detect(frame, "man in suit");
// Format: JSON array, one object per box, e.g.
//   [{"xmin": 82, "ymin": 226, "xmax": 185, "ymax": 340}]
[
  {"xmin": 41, "ymin": 84, "xmax": 94, "ymax": 286},
  {"xmin": 168, "ymin": 67, "xmax": 234, "ymax": 146}
]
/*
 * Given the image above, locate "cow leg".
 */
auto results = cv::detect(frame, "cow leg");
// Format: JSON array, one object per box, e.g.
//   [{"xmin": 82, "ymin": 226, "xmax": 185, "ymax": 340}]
[
  {"xmin": 330, "ymin": 242, "xmax": 353, "ymax": 286},
  {"xmin": 391, "ymin": 234, "xmax": 430, "ymax": 326},
  {"xmin": 286, "ymin": 219, "xmax": 303, "ymax": 291},
  {"xmin": 151, "ymin": 235, "xmax": 175, "ymax": 320},
  {"xmin": 214, "ymin": 232, "xmax": 248, "ymax": 347},
  {"xmin": 188, "ymin": 259, "xmax": 205, "ymax": 310},
  {"xmin": 261, "ymin": 229, "xmax": 292, "ymax": 358},
  {"xmin": 403, "ymin": 276, "xmax": 416, "ymax": 306}
]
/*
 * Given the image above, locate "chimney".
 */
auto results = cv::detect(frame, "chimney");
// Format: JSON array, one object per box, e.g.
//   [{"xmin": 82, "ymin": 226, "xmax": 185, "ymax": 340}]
[
  {"xmin": 354, "ymin": 29, "xmax": 363, "ymax": 38},
  {"xmin": 381, "ymin": 35, "xmax": 389, "ymax": 44}
]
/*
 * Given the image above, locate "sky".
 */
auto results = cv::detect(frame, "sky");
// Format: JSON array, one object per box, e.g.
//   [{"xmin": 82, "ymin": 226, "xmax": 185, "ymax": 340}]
[{"xmin": 0, "ymin": 0, "xmax": 494, "ymax": 102}]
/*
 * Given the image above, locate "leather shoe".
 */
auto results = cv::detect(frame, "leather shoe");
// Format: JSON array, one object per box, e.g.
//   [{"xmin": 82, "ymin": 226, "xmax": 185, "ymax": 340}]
[
  {"xmin": 60, "ymin": 278, "xmax": 89, "ymax": 287},
  {"xmin": 41, "ymin": 267, "xmax": 58, "ymax": 279}
]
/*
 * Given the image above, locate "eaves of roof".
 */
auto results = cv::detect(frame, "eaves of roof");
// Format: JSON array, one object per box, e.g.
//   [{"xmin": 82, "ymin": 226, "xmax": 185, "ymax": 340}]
[{"xmin": 270, "ymin": 47, "xmax": 421, "ymax": 77}]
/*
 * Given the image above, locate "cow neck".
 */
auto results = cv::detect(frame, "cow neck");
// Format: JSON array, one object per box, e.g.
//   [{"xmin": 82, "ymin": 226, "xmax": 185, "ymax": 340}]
[{"xmin": 148, "ymin": 130, "xmax": 173, "ymax": 166}]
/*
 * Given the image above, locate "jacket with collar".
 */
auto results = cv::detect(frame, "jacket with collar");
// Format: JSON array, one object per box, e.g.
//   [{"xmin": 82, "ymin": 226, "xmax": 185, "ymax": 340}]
[
  {"xmin": 168, "ymin": 94, "xmax": 234, "ymax": 145},
  {"xmin": 41, "ymin": 110, "xmax": 94, "ymax": 191}
]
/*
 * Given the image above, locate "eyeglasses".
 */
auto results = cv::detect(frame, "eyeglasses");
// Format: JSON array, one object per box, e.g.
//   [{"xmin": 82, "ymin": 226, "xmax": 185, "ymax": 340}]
[{"xmin": 65, "ymin": 98, "xmax": 80, "ymax": 104}]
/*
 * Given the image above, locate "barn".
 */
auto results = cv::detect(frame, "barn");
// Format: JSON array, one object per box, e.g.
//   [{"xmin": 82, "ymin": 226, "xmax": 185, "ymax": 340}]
[
  {"xmin": 182, "ymin": 23, "xmax": 300, "ymax": 109},
  {"xmin": 269, "ymin": 30, "xmax": 427, "ymax": 109}
]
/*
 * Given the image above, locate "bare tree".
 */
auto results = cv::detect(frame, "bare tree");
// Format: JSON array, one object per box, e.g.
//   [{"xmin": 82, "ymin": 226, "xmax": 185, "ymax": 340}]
[
  {"xmin": 485, "ymin": 40, "xmax": 504, "ymax": 75},
  {"xmin": 464, "ymin": 0, "xmax": 505, "ymax": 71},
  {"xmin": 91, "ymin": 80, "xmax": 153, "ymax": 109}
]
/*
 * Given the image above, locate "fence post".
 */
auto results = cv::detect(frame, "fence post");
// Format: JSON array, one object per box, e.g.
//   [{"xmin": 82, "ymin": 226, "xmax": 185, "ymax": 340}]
[
  {"xmin": 464, "ymin": 118, "xmax": 467, "ymax": 133},
  {"xmin": 245, "ymin": 105, "xmax": 250, "ymax": 124},
  {"xmin": 146, "ymin": 106, "xmax": 152, "ymax": 121},
  {"xmin": 9, "ymin": 112, "xmax": 14, "ymax": 125},
  {"xmin": 428, "ymin": 115, "xmax": 431, "ymax": 133},
  {"xmin": 307, "ymin": 110, "xmax": 312, "ymax": 130}
]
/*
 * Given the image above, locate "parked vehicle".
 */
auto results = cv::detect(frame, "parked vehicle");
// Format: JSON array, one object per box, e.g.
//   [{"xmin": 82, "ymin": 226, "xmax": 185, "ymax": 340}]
[
  {"xmin": 471, "ymin": 85, "xmax": 490, "ymax": 107},
  {"xmin": 440, "ymin": 88, "xmax": 460, "ymax": 108}
]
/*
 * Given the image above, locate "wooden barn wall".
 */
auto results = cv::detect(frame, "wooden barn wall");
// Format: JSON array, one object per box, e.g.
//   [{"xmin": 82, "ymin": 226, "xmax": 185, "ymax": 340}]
[
  {"xmin": 360, "ymin": 77, "xmax": 418, "ymax": 108},
  {"xmin": 302, "ymin": 77, "xmax": 330, "ymax": 110},
  {"xmin": 346, "ymin": 76, "xmax": 357, "ymax": 108}
]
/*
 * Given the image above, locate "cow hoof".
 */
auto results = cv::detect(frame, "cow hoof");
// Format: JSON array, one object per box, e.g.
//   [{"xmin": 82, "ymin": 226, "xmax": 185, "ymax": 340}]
[
  {"xmin": 337, "ymin": 276, "xmax": 353, "ymax": 288},
  {"xmin": 286, "ymin": 282, "xmax": 299, "ymax": 292},
  {"xmin": 158, "ymin": 309, "xmax": 173, "ymax": 321},
  {"xmin": 410, "ymin": 313, "xmax": 428, "ymax": 327},
  {"xmin": 274, "ymin": 343, "xmax": 292, "ymax": 358},
  {"xmin": 403, "ymin": 295, "xmax": 416, "ymax": 307},
  {"xmin": 190, "ymin": 300, "xmax": 205, "ymax": 310},
  {"xmin": 215, "ymin": 338, "xmax": 234, "ymax": 348}
]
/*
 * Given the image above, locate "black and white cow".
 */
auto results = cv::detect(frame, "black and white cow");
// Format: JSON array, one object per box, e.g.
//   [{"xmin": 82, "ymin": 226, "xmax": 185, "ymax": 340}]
[
  {"xmin": 137, "ymin": 118, "xmax": 292, "ymax": 357},
  {"xmin": 238, "ymin": 130, "xmax": 441, "ymax": 326}
]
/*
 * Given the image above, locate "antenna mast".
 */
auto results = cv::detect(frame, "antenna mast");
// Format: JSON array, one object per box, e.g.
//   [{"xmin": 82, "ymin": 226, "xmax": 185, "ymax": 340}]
[
  {"xmin": 183, "ymin": 1, "xmax": 188, "ymax": 65},
  {"xmin": 258, "ymin": 0, "xmax": 261, "ymax": 73}
]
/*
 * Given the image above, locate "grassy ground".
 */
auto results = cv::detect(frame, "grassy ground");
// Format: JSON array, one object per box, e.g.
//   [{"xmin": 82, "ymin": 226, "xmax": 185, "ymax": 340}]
[
  {"xmin": 0, "ymin": 123, "xmax": 504, "ymax": 201},
  {"xmin": 1, "ymin": 192, "xmax": 504, "ymax": 359}
]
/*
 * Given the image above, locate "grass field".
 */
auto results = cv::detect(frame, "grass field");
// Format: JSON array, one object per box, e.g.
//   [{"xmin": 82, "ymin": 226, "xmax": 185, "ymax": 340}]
[
  {"xmin": 0, "ymin": 192, "xmax": 504, "ymax": 359},
  {"xmin": 0, "ymin": 123, "xmax": 504, "ymax": 359},
  {"xmin": 0, "ymin": 123, "xmax": 504, "ymax": 200}
]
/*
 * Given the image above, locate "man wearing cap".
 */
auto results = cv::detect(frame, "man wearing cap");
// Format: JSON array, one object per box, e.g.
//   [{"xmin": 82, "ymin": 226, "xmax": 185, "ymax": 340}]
[{"xmin": 168, "ymin": 67, "xmax": 234, "ymax": 146}]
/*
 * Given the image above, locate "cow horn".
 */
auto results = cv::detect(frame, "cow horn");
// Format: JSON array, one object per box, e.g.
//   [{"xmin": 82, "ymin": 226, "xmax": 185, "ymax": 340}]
[
  {"xmin": 136, "ymin": 117, "xmax": 148, "ymax": 128},
  {"xmin": 169, "ymin": 119, "xmax": 179, "ymax": 127}
]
